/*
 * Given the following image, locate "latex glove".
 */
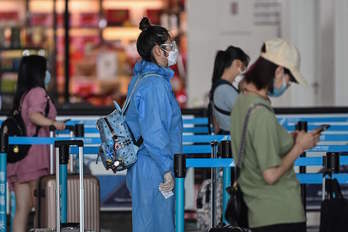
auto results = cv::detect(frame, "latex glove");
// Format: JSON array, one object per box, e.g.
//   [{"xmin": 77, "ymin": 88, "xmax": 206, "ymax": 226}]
[{"xmin": 159, "ymin": 172, "xmax": 174, "ymax": 192}]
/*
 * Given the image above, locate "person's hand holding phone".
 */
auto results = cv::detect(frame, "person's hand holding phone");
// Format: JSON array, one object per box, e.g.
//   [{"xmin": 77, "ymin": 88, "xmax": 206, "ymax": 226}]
[{"xmin": 295, "ymin": 131, "xmax": 320, "ymax": 153}]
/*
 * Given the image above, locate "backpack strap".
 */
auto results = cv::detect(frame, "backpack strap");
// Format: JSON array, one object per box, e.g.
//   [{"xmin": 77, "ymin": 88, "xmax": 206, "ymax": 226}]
[
  {"xmin": 121, "ymin": 73, "xmax": 161, "ymax": 115},
  {"xmin": 33, "ymin": 96, "xmax": 50, "ymax": 137},
  {"xmin": 214, "ymin": 104, "xmax": 231, "ymax": 116},
  {"xmin": 209, "ymin": 80, "xmax": 239, "ymax": 132},
  {"xmin": 103, "ymin": 117, "xmax": 117, "ymax": 140},
  {"xmin": 106, "ymin": 73, "xmax": 161, "ymax": 146},
  {"xmin": 213, "ymin": 82, "xmax": 239, "ymax": 116},
  {"xmin": 234, "ymin": 102, "xmax": 273, "ymax": 182},
  {"xmin": 20, "ymin": 89, "xmax": 50, "ymax": 137}
]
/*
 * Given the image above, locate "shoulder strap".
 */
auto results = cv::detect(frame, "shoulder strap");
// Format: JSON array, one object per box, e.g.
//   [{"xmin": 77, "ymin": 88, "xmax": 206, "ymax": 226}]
[
  {"xmin": 121, "ymin": 73, "xmax": 161, "ymax": 115},
  {"xmin": 214, "ymin": 104, "xmax": 231, "ymax": 116},
  {"xmin": 234, "ymin": 102, "xmax": 273, "ymax": 182},
  {"xmin": 212, "ymin": 81, "xmax": 239, "ymax": 116},
  {"xmin": 33, "ymin": 96, "xmax": 50, "ymax": 137},
  {"xmin": 18, "ymin": 90, "xmax": 30, "ymax": 111}
]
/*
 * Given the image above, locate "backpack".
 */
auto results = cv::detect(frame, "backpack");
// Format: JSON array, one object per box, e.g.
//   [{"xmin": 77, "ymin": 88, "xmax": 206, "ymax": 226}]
[
  {"xmin": 96, "ymin": 73, "xmax": 158, "ymax": 173},
  {"xmin": 0, "ymin": 94, "xmax": 49, "ymax": 163}
]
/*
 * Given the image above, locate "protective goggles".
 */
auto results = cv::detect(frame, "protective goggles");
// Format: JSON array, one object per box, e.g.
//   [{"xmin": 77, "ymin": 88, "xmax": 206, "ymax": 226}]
[{"xmin": 160, "ymin": 41, "xmax": 177, "ymax": 52}]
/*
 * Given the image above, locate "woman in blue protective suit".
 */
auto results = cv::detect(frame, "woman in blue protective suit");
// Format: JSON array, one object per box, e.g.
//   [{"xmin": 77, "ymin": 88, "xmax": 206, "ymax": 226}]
[{"xmin": 125, "ymin": 17, "xmax": 183, "ymax": 232}]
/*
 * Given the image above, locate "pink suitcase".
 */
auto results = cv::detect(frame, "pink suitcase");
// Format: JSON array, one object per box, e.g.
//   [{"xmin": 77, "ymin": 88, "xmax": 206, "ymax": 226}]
[
  {"xmin": 34, "ymin": 139, "xmax": 100, "ymax": 232},
  {"xmin": 34, "ymin": 174, "xmax": 100, "ymax": 231}
]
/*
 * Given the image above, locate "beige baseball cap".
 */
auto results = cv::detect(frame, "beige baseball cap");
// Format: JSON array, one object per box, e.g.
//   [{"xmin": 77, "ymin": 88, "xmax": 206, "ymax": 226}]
[{"xmin": 260, "ymin": 38, "xmax": 307, "ymax": 85}]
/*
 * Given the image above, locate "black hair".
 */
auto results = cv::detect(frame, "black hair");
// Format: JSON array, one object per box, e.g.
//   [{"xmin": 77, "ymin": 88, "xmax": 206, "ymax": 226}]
[
  {"xmin": 209, "ymin": 46, "xmax": 250, "ymax": 100},
  {"xmin": 243, "ymin": 43, "xmax": 297, "ymax": 93},
  {"xmin": 136, "ymin": 17, "xmax": 170, "ymax": 63},
  {"xmin": 226, "ymin": 46, "xmax": 250, "ymax": 68},
  {"xmin": 243, "ymin": 56, "xmax": 278, "ymax": 92},
  {"xmin": 12, "ymin": 55, "xmax": 47, "ymax": 112}
]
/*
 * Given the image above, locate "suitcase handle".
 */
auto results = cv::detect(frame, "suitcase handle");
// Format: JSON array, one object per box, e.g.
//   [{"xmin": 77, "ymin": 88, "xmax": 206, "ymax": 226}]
[
  {"xmin": 210, "ymin": 141, "xmax": 219, "ymax": 228},
  {"xmin": 55, "ymin": 140, "xmax": 84, "ymax": 232}
]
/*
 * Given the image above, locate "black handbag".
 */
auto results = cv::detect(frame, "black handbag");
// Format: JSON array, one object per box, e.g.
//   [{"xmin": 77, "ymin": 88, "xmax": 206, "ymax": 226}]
[
  {"xmin": 224, "ymin": 103, "xmax": 272, "ymax": 228},
  {"xmin": 225, "ymin": 178, "xmax": 248, "ymax": 228},
  {"xmin": 319, "ymin": 177, "xmax": 348, "ymax": 232}
]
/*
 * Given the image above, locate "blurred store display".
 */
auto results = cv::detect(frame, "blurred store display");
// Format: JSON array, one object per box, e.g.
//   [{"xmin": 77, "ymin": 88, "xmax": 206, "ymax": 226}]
[{"xmin": 0, "ymin": 0, "xmax": 187, "ymax": 109}]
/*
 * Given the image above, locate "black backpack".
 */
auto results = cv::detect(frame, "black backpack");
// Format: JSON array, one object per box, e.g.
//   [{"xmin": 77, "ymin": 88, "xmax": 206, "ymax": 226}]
[{"xmin": 0, "ymin": 97, "xmax": 49, "ymax": 163}]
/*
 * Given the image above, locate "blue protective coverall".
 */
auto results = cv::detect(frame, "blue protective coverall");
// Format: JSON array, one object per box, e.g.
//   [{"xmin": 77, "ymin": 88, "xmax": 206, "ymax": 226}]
[{"xmin": 125, "ymin": 60, "xmax": 183, "ymax": 232}]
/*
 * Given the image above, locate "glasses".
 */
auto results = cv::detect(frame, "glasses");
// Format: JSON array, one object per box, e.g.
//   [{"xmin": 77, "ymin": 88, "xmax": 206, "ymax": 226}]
[{"xmin": 160, "ymin": 41, "xmax": 177, "ymax": 52}]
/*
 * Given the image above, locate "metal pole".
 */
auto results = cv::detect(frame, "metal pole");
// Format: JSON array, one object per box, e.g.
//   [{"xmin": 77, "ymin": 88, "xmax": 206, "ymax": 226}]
[
  {"xmin": 69, "ymin": 131, "xmax": 74, "ymax": 173},
  {"xmin": 220, "ymin": 140, "xmax": 232, "ymax": 224},
  {"xmin": 0, "ymin": 132, "xmax": 7, "ymax": 231},
  {"xmin": 222, "ymin": 167, "xmax": 231, "ymax": 223},
  {"xmin": 73, "ymin": 124, "xmax": 84, "ymax": 174},
  {"xmin": 296, "ymin": 121, "xmax": 307, "ymax": 215},
  {"xmin": 175, "ymin": 178, "xmax": 185, "ymax": 232},
  {"xmin": 210, "ymin": 141, "xmax": 217, "ymax": 228},
  {"xmin": 52, "ymin": 0, "xmax": 58, "ymax": 101},
  {"xmin": 59, "ymin": 146, "xmax": 69, "ymax": 223},
  {"xmin": 79, "ymin": 146, "xmax": 84, "ymax": 232},
  {"xmin": 49, "ymin": 127, "xmax": 55, "ymax": 174},
  {"xmin": 55, "ymin": 147, "xmax": 60, "ymax": 232},
  {"xmin": 174, "ymin": 154, "xmax": 186, "ymax": 232},
  {"xmin": 64, "ymin": 0, "xmax": 70, "ymax": 103}
]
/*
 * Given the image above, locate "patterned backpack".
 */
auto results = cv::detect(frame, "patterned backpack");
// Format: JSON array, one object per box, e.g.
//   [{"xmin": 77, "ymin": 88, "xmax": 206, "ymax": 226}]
[{"xmin": 96, "ymin": 73, "xmax": 157, "ymax": 172}]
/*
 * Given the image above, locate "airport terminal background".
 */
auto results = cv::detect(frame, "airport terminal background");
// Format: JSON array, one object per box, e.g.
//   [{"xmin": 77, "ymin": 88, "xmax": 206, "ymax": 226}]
[{"xmin": 1, "ymin": 0, "xmax": 348, "ymax": 232}]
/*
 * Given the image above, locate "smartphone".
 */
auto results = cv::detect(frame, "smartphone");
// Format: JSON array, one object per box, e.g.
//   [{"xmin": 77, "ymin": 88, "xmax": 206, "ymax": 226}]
[{"xmin": 315, "ymin": 124, "xmax": 330, "ymax": 134}]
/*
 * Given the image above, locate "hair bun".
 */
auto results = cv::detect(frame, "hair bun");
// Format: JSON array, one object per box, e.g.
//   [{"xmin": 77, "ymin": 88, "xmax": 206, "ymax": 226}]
[{"xmin": 139, "ymin": 17, "xmax": 151, "ymax": 31}]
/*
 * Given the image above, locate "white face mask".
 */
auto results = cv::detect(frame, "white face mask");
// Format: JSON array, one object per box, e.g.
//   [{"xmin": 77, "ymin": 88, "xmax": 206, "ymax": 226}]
[
  {"xmin": 232, "ymin": 68, "xmax": 246, "ymax": 90},
  {"xmin": 232, "ymin": 75, "xmax": 243, "ymax": 90},
  {"xmin": 160, "ymin": 41, "xmax": 179, "ymax": 66},
  {"xmin": 167, "ymin": 48, "xmax": 179, "ymax": 66}
]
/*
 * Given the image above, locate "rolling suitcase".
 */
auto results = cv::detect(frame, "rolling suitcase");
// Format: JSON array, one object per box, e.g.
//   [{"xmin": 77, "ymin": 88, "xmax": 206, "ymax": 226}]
[
  {"xmin": 34, "ymin": 140, "xmax": 100, "ymax": 232},
  {"xmin": 35, "ymin": 175, "xmax": 100, "ymax": 231}
]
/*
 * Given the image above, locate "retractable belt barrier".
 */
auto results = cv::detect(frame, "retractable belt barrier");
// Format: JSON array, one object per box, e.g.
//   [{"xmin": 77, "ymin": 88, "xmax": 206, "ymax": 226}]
[
  {"xmin": 174, "ymin": 153, "xmax": 348, "ymax": 232},
  {"xmin": 1, "ymin": 114, "xmax": 348, "ymax": 231},
  {"xmin": 2, "ymin": 116, "xmax": 348, "ymax": 126}
]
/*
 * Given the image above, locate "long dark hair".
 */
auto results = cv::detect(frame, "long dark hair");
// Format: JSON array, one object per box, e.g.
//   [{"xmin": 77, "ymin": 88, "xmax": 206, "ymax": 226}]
[
  {"xmin": 136, "ymin": 17, "xmax": 170, "ymax": 63},
  {"xmin": 12, "ymin": 55, "xmax": 47, "ymax": 112},
  {"xmin": 209, "ymin": 46, "xmax": 249, "ymax": 101}
]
